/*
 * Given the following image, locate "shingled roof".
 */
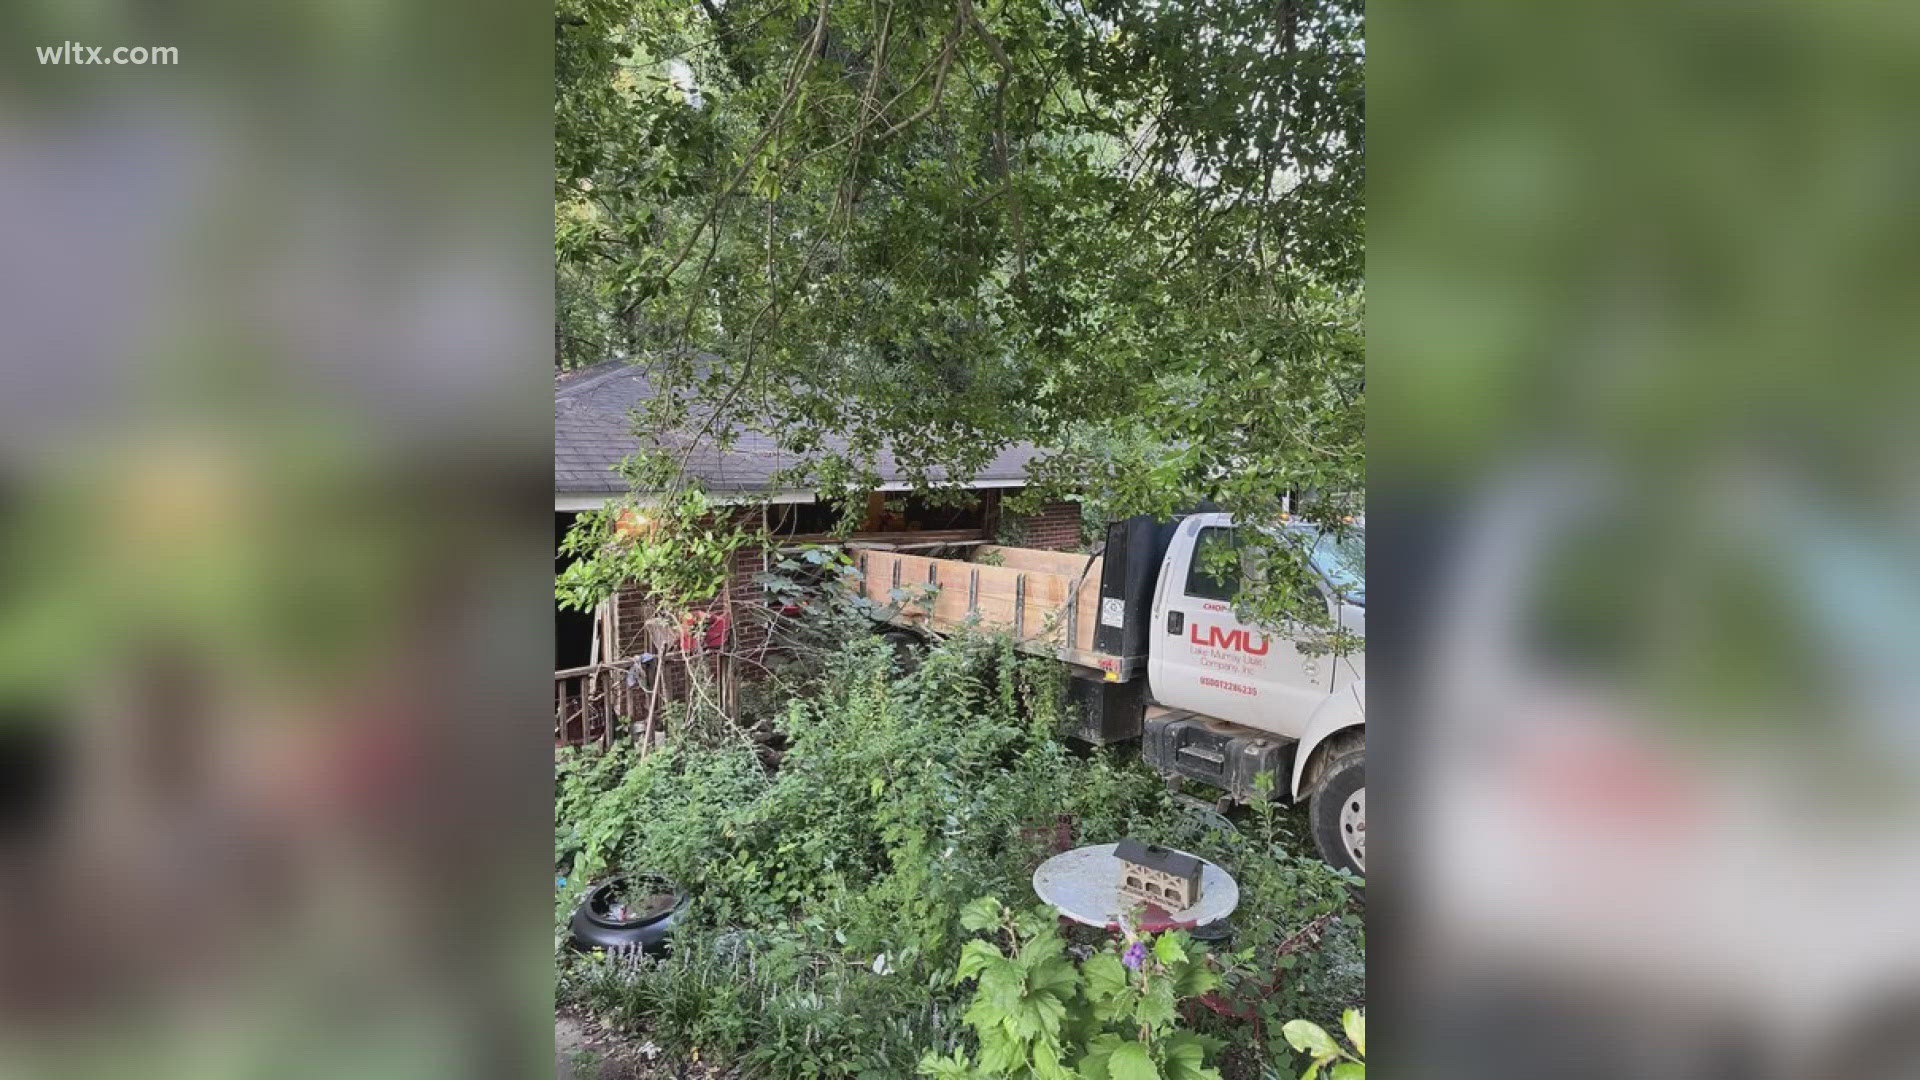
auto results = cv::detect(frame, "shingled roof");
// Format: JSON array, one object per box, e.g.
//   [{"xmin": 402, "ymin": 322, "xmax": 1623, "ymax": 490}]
[{"xmin": 556, "ymin": 360, "xmax": 1047, "ymax": 500}]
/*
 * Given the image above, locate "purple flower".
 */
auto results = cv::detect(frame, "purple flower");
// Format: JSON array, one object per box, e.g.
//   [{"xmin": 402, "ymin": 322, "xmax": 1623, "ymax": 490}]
[{"xmin": 1122, "ymin": 941, "xmax": 1149, "ymax": 971}]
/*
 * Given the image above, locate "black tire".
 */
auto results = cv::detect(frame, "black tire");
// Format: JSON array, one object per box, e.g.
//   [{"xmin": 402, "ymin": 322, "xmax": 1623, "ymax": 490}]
[
  {"xmin": 1309, "ymin": 750, "xmax": 1366, "ymax": 878},
  {"xmin": 568, "ymin": 878, "xmax": 690, "ymax": 956},
  {"xmin": 876, "ymin": 626, "xmax": 928, "ymax": 674}
]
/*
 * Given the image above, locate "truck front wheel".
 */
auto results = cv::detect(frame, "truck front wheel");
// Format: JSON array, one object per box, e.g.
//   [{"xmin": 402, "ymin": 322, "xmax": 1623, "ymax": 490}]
[{"xmin": 1309, "ymin": 750, "xmax": 1365, "ymax": 877}]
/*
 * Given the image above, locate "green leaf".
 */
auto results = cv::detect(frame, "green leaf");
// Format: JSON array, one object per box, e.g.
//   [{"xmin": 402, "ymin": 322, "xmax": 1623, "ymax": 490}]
[
  {"xmin": 1106, "ymin": 1040, "xmax": 1160, "ymax": 1080},
  {"xmin": 1152, "ymin": 933, "xmax": 1187, "ymax": 966},
  {"xmin": 1017, "ymin": 926, "xmax": 1069, "ymax": 971},
  {"xmin": 1032, "ymin": 1040, "xmax": 1075, "ymax": 1080},
  {"xmin": 1076, "ymin": 1034, "xmax": 1120, "ymax": 1080},
  {"xmin": 1134, "ymin": 977, "xmax": 1178, "ymax": 1029},
  {"xmin": 1329, "ymin": 1064, "xmax": 1365, "ymax": 1080},
  {"xmin": 1282, "ymin": 1020, "xmax": 1341, "ymax": 1062},
  {"xmin": 980, "ymin": 961, "xmax": 1028, "ymax": 1010},
  {"xmin": 1158, "ymin": 1032, "xmax": 1212, "ymax": 1080},
  {"xmin": 917, "ymin": 1052, "xmax": 979, "ymax": 1079},
  {"xmin": 1170, "ymin": 959, "xmax": 1219, "ymax": 999},
  {"xmin": 1082, "ymin": 951, "xmax": 1130, "ymax": 1000},
  {"xmin": 1012, "ymin": 988, "xmax": 1069, "ymax": 1040},
  {"xmin": 960, "ymin": 897, "xmax": 1003, "ymax": 932},
  {"xmin": 978, "ymin": 1030, "xmax": 1028, "ymax": 1075},
  {"xmin": 957, "ymin": 939, "xmax": 1005, "ymax": 983},
  {"xmin": 1341, "ymin": 1009, "xmax": 1365, "ymax": 1058}
]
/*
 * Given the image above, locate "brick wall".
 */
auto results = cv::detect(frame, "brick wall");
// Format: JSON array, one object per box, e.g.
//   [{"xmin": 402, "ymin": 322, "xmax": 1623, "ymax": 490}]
[
  {"xmin": 1008, "ymin": 499, "xmax": 1084, "ymax": 552},
  {"xmin": 614, "ymin": 532, "xmax": 769, "ymax": 658},
  {"xmin": 578, "ymin": 533, "xmax": 768, "ymax": 745}
]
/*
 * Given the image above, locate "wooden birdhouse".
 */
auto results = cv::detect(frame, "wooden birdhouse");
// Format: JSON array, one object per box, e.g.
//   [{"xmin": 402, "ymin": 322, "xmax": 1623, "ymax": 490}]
[{"xmin": 1115, "ymin": 838, "xmax": 1202, "ymax": 911}]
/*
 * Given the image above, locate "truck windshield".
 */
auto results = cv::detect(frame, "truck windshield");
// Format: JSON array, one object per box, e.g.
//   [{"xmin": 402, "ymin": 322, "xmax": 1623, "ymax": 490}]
[{"xmin": 1308, "ymin": 526, "xmax": 1365, "ymax": 607}]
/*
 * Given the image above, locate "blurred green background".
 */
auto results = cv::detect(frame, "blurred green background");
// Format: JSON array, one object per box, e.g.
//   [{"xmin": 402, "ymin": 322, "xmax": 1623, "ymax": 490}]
[
  {"xmin": 1373, "ymin": 4, "xmax": 1920, "ymax": 1078},
  {"xmin": 0, "ymin": 0, "xmax": 553, "ymax": 1077}
]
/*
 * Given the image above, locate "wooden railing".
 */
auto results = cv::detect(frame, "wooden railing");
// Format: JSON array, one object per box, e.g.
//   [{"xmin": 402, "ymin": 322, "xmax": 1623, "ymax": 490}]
[
  {"xmin": 554, "ymin": 662, "xmax": 647, "ymax": 748},
  {"xmin": 554, "ymin": 602, "xmax": 761, "ymax": 749}
]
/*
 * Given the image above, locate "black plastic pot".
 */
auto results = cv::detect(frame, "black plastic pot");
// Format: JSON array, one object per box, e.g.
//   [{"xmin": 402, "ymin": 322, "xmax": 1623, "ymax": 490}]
[{"xmin": 568, "ymin": 876, "xmax": 690, "ymax": 956}]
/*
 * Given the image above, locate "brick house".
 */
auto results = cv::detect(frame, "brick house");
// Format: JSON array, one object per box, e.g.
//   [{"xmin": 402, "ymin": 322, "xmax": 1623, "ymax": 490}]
[{"xmin": 555, "ymin": 361, "xmax": 1082, "ymax": 738}]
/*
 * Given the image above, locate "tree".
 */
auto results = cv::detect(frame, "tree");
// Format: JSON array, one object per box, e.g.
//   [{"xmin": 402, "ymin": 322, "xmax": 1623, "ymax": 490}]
[{"xmin": 555, "ymin": 0, "xmax": 1363, "ymax": 626}]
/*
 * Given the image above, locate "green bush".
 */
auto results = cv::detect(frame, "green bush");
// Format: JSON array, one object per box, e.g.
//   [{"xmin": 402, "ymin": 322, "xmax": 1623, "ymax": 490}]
[
  {"xmin": 919, "ymin": 896, "xmax": 1225, "ymax": 1080},
  {"xmin": 555, "ymin": 630, "xmax": 1363, "ymax": 1077}
]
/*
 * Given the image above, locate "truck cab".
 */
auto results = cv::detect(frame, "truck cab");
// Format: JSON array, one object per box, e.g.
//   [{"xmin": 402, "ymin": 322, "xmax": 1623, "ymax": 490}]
[
  {"xmin": 1147, "ymin": 513, "xmax": 1365, "ymax": 737},
  {"xmin": 1141, "ymin": 512, "xmax": 1367, "ymax": 875}
]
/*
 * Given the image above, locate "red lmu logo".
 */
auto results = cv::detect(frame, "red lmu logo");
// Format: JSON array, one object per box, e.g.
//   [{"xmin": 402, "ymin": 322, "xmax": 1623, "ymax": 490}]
[{"xmin": 1189, "ymin": 623, "xmax": 1270, "ymax": 656}]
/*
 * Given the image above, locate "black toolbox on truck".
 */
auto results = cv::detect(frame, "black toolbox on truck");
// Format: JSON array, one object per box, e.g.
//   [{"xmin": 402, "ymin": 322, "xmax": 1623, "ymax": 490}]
[{"xmin": 1092, "ymin": 514, "xmax": 1184, "ymax": 660}]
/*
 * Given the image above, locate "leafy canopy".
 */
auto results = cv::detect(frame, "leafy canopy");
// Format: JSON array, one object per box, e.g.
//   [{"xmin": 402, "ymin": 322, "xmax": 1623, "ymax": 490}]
[{"xmin": 556, "ymin": 0, "xmax": 1363, "ymax": 624}]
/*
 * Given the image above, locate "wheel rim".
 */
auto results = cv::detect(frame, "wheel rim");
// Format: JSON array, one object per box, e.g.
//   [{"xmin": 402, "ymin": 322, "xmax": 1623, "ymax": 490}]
[{"xmin": 1339, "ymin": 787, "xmax": 1365, "ymax": 872}]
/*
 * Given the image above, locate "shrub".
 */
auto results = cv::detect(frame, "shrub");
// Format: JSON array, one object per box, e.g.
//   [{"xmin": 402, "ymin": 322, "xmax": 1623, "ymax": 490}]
[
  {"xmin": 918, "ymin": 896, "xmax": 1226, "ymax": 1080},
  {"xmin": 555, "ymin": 630, "xmax": 1364, "ymax": 1077}
]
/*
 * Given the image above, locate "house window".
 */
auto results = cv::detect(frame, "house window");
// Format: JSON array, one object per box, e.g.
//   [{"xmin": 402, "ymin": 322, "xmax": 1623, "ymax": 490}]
[
  {"xmin": 1126, "ymin": 876, "xmax": 1141, "ymax": 889},
  {"xmin": 1146, "ymin": 883, "xmax": 1162, "ymax": 897}
]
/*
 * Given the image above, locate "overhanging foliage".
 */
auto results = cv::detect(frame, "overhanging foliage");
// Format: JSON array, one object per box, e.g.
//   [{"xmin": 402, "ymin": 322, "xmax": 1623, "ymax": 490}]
[{"xmin": 556, "ymin": 0, "xmax": 1363, "ymax": 626}]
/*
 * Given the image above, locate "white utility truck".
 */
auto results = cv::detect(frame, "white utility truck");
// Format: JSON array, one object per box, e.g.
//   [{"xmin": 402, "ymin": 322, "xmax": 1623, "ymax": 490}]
[{"xmin": 855, "ymin": 512, "xmax": 1366, "ymax": 874}]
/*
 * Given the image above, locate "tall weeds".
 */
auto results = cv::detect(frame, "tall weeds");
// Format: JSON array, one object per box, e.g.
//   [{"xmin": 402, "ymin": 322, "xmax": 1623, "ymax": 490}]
[{"xmin": 556, "ymin": 630, "xmax": 1361, "ymax": 1077}]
